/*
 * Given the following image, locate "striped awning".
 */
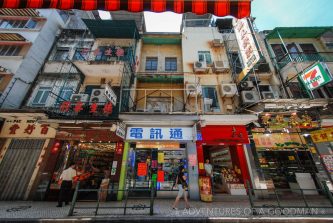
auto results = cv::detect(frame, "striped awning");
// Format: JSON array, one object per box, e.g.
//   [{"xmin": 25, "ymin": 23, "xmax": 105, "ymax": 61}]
[
  {"xmin": 0, "ymin": 33, "xmax": 27, "ymax": 41},
  {"xmin": 0, "ymin": 8, "xmax": 40, "ymax": 17},
  {"xmin": 0, "ymin": 0, "xmax": 251, "ymax": 18}
]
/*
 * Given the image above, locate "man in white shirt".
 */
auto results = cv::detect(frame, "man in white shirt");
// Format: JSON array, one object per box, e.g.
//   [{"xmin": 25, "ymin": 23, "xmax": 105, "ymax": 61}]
[
  {"xmin": 57, "ymin": 162, "xmax": 77, "ymax": 207},
  {"xmin": 204, "ymin": 159, "xmax": 213, "ymax": 193}
]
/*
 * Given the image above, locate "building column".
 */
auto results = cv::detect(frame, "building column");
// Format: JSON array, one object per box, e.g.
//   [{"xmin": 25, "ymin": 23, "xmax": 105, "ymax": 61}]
[
  {"xmin": 117, "ymin": 141, "xmax": 130, "ymax": 201},
  {"xmin": 187, "ymin": 141, "xmax": 200, "ymax": 200}
]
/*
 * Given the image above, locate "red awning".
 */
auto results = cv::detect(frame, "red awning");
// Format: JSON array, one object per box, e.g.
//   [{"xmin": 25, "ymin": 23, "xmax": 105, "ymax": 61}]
[{"xmin": 0, "ymin": 0, "xmax": 251, "ymax": 18}]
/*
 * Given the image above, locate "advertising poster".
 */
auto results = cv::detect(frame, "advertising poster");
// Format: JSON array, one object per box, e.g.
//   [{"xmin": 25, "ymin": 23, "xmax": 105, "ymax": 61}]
[
  {"xmin": 137, "ymin": 162, "xmax": 147, "ymax": 176},
  {"xmin": 199, "ymin": 176, "xmax": 212, "ymax": 202},
  {"xmin": 157, "ymin": 170, "xmax": 164, "ymax": 182}
]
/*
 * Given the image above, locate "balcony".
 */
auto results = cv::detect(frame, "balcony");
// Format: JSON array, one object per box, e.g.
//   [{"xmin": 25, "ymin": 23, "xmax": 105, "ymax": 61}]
[{"xmin": 276, "ymin": 52, "xmax": 333, "ymax": 70}]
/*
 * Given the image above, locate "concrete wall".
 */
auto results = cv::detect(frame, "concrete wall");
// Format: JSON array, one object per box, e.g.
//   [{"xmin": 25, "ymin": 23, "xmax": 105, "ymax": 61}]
[{"xmin": 0, "ymin": 9, "xmax": 66, "ymax": 109}]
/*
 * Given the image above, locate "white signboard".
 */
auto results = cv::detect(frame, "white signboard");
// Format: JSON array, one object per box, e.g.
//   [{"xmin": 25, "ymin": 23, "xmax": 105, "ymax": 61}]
[
  {"xmin": 116, "ymin": 122, "xmax": 126, "ymax": 139},
  {"xmin": 105, "ymin": 84, "xmax": 117, "ymax": 106},
  {"xmin": 126, "ymin": 127, "xmax": 194, "ymax": 141},
  {"xmin": 233, "ymin": 18, "xmax": 261, "ymax": 82}
]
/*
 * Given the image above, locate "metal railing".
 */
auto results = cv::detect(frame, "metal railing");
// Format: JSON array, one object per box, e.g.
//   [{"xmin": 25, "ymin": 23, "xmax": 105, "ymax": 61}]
[
  {"xmin": 68, "ymin": 181, "xmax": 155, "ymax": 216},
  {"xmin": 247, "ymin": 181, "xmax": 333, "ymax": 216},
  {"xmin": 276, "ymin": 52, "xmax": 333, "ymax": 69}
]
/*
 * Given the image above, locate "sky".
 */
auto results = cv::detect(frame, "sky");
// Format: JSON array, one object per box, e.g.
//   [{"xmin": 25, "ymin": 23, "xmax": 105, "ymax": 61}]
[{"xmin": 99, "ymin": 0, "xmax": 333, "ymax": 32}]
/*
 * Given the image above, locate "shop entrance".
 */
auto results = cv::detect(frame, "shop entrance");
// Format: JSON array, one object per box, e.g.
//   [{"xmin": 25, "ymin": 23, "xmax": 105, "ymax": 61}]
[
  {"xmin": 203, "ymin": 145, "xmax": 247, "ymax": 195},
  {"xmin": 126, "ymin": 142, "xmax": 187, "ymax": 197}
]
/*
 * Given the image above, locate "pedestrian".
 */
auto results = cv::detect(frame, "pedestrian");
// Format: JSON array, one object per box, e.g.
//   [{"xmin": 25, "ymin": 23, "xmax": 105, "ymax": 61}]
[
  {"xmin": 57, "ymin": 162, "xmax": 77, "ymax": 207},
  {"xmin": 204, "ymin": 159, "xmax": 214, "ymax": 193},
  {"xmin": 172, "ymin": 166, "xmax": 190, "ymax": 210}
]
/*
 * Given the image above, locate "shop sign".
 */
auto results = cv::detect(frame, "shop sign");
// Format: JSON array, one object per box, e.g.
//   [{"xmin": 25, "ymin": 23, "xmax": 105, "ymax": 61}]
[
  {"xmin": 299, "ymin": 62, "xmax": 332, "ymax": 91},
  {"xmin": 253, "ymin": 133, "xmax": 305, "ymax": 148},
  {"xmin": 137, "ymin": 162, "xmax": 147, "ymax": 176},
  {"xmin": 116, "ymin": 122, "xmax": 126, "ymax": 139},
  {"xmin": 158, "ymin": 152, "xmax": 164, "ymax": 163},
  {"xmin": 322, "ymin": 155, "xmax": 333, "ymax": 173},
  {"xmin": 233, "ymin": 18, "xmax": 261, "ymax": 83},
  {"xmin": 111, "ymin": 161, "xmax": 117, "ymax": 176},
  {"xmin": 126, "ymin": 127, "xmax": 193, "ymax": 141},
  {"xmin": 200, "ymin": 126, "xmax": 249, "ymax": 144},
  {"xmin": 0, "ymin": 118, "xmax": 56, "ymax": 138},
  {"xmin": 311, "ymin": 128, "xmax": 333, "ymax": 143}
]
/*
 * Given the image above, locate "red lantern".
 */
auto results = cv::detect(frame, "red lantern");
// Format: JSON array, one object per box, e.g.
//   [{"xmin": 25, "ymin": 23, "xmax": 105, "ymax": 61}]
[{"xmin": 51, "ymin": 141, "xmax": 61, "ymax": 154}]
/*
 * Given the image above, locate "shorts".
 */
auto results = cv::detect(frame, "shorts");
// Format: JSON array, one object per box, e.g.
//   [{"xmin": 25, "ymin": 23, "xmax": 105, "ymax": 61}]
[{"xmin": 177, "ymin": 184, "xmax": 187, "ymax": 198}]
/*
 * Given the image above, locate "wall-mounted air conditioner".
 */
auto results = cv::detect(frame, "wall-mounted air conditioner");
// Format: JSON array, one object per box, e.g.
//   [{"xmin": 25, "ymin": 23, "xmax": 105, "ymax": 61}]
[
  {"xmin": 261, "ymin": 91, "xmax": 276, "ymax": 99},
  {"xmin": 240, "ymin": 81, "xmax": 254, "ymax": 90},
  {"xmin": 70, "ymin": 94, "xmax": 90, "ymax": 103},
  {"xmin": 213, "ymin": 61, "xmax": 230, "ymax": 73},
  {"xmin": 241, "ymin": 91, "xmax": 259, "ymax": 104},
  {"xmin": 90, "ymin": 89, "xmax": 107, "ymax": 103},
  {"xmin": 220, "ymin": 84, "xmax": 237, "ymax": 98},
  {"xmin": 193, "ymin": 61, "xmax": 208, "ymax": 73},
  {"xmin": 212, "ymin": 39, "xmax": 224, "ymax": 47},
  {"xmin": 186, "ymin": 83, "xmax": 202, "ymax": 97}
]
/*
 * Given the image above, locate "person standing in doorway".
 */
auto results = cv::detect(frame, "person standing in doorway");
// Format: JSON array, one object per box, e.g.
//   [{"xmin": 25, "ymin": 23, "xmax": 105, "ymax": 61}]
[
  {"xmin": 172, "ymin": 166, "xmax": 190, "ymax": 210},
  {"xmin": 57, "ymin": 162, "xmax": 77, "ymax": 207},
  {"xmin": 204, "ymin": 159, "xmax": 213, "ymax": 193}
]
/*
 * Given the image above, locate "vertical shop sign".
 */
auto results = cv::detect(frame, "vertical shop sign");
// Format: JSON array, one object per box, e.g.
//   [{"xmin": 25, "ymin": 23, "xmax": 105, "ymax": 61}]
[
  {"xmin": 322, "ymin": 155, "xmax": 333, "ymax": 173},
  {"xmin": 111, "ymin": 161, "xmax": 117, "ymax": 176},
  {"xmin": 137, "ymin": 162, "xmax": 147, "ymax": 176},
  {"xmin": 233, "ymin": 18, "xmax": 261, "ymax": 82},
  {"xmin": 158, "ymin": 152, "xmax": 164, "ymax": 163}
]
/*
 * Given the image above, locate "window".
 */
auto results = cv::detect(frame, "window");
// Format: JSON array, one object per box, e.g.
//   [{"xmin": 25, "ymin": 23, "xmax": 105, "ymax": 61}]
[
  {"xmin": 0, "ymin": 19, "xmax": 37, "ymax": 29},
  {"xmin": 32, "ymin": 87, "xmax": 52, "ymax": 105},
  {"xmin": 145, "ymin": 57, "xmax": 158, "ymax": 71},
  {"xmin": 271, "ymin": 44, "xmax": 287, "ymax": 61},
  {"xmin": 0, "ymin": 45, "xmax": 22, "ymax": 56},
  {"xmin": 326, "ymin": 43, "xmax": 333, "ymax": 49},
  {"xmin": 53, "ymin": 48, "xmax": 69, "ymax": 61},
  {"xmin": 299, "ymin": 44, "xmax": 317, "ymax": 53},
  {"xmin": 287, "ymin": 43, "xmax": 300, "ymax": 59},
  {"xmin": 73, "ymin": 48, "xmax": 89, "ymax": 61},
  {"xmin": 230, "ymin": 52, "xmax": 242, "ymax": 74},
  {"xmin": 59, "ymin": 87, "xmax": 73, "ymax": 101},
  {"xmin": 198, "ymin": 51, "xmax": 212, "ymax": 65},
  {"xmin": 165, "ymin": 57, "xmax": 177, "ymax": 71},
  {"xmin": 288, "ymin": 82, "xmax": 309, "ymax": 99},
  {"xmin": 202, "ymin": 86, "xmax": 220, "ymax": 112}
]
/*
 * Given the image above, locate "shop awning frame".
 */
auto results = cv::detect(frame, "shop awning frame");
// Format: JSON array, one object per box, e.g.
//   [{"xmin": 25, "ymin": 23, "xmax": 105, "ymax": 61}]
[
  {"xmin": 0, "ymin": 0, "xmax": 251, "ymax": 18},
  {"xmin": 266, "ymin": 27, "xmax": 333, "ymax": 40}
]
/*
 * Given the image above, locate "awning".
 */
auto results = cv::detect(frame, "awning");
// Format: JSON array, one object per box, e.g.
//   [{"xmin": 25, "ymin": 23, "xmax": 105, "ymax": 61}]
[
  {"xmin": 0, "ymin": 33, "xmax": 26, "ymax": 41},
  {"xmin": 266, "ymin": 27, "xmax": 333, "ymax": 40},
  {"xmin": 0, "ymin": 0, "xmax": 251, "ymax": 18}
]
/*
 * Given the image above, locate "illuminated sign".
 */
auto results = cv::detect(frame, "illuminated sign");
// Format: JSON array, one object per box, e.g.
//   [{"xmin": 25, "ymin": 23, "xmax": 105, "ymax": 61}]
[{"xmin": 299, "ymin": 62, "xmax": 332, "ymax": 91}]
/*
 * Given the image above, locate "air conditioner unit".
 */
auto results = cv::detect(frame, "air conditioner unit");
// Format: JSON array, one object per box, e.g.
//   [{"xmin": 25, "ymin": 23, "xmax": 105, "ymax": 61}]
[
  {"xmin": 204, "ymin": 98, "xmax": 213, "ymax": 112},
  {"xmin": 90, "ymin": 89, "xmax": 107, "ymax": 103},
  {"xmin": 261, "ymin": 91, "xmax": 276, "ymax": 99},
  {"xmin": 105, "ymin": 84, "xmax": 117, "ymax": 105},
  {"xmin": 70, "ymin": 94, "xmax": 90, "ymax": 103},
  {"xmin": 241, "ymin": 91, "xmax": 259, "ymax": 104},
  {"xmin": 220, "ymin": 84, "xmax": 237, "ymax": 98},
  {"xmin": 186, "ymin": 83, "xmax": 202, "ymax": 97},
  {"xmin": 240, "ymin": 81, "xmax": 254, "ymax": 90},
  {"xmin": 193, "ymin": 61, "xmax": 208, "ymax": 73},
  {"xmin": 212, "ymin": 39, "xmax": 224, "ymax": 47},
  {"xmin": 213, "ymin": 61, "xmax": 230, "ymax": 73}
]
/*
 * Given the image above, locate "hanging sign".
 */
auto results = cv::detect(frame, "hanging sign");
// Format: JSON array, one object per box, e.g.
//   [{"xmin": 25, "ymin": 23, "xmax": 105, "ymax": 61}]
[
  {"xmin": 322, "ymin": 155, "xmax": 333, "ymax": 173},
  {"xmin": 158, "ymin": 152, "xmax": 165, "ymax": 163},
  {"xmin": 127, "ymin": 127, "xmax": 193, "ymax": 141},
  {"xmin": 111, "ymin": 161, "xmax": 118, "ymax": 176},
  {"xmin": 311, "ymin": 128, "xmax": 333, "ymax": 143},
  {"xmin": 299, "ymin": 62, "xmax": 332, "ymax": 91},
  {"xmin": 253, "ymin": 133, "xmax": 305, "ymax": 148},
  {"xmin": 137, "ymin": 162, "xmax": 147, "ymax": 176},
  {"xmin": 233, "ymin": 18, "xmax": 261, "ymax": 83}
]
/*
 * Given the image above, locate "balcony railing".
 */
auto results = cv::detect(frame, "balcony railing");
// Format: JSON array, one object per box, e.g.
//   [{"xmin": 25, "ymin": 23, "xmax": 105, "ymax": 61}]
[
  {"xmin": 120, "ymin": 88, "xmax": 200, "ymax": 114},
  {"xmin": 276, "ymin": 52, "xmax": 333, "ymax": 69}
]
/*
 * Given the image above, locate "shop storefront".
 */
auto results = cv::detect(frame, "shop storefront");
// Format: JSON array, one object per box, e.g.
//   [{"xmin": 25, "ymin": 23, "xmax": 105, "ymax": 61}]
[
  {"xmin": 36, "ymin": 123, "xmax": 125, "ymax": 201},
  {"xmin": 196, "ymin": 125, "xmax": 251, "ymax": 199},
  {"xmin": 0, "ymin": 116, "xmax": 56, "ymax": 200},
  {"xmin": 119, "ymin": 126, "xmax": 197, "ymax": 199}
]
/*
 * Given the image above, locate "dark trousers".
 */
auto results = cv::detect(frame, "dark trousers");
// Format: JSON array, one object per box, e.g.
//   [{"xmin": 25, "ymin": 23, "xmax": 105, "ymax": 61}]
[{"xmin": 58, "ymin": 180, "xmax": 72, "ymax": 206}]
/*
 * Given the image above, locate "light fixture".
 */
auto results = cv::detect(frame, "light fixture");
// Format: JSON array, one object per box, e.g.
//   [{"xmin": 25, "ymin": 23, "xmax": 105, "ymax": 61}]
[
  {"xmin": 282, "ymin": 127, "xmax": 290, "ymax": 134},
  {"xmin": 303, "ymin": 131, "xmax": 310, "ymax": 137},
  {"xmin": 264, "ymin": 128, "xmax": 271, "ymax": 136}
]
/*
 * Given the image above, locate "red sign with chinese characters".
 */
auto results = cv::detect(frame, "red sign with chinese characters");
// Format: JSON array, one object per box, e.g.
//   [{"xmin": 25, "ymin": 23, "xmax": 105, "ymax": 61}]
[
  {"xmin": 59, "ymin": 101, "xmax": 114, "ymax": 116},
  {"xmin": 157, "ymin": 170, "xmax": 164, "ymax": 182},
  {"xmin": 200, "ymin": 125, "xmax": 249, "ymax": 144},
  {"xmin": 137, "ymin": 162, "xmax": 147, "ymax": 177}
]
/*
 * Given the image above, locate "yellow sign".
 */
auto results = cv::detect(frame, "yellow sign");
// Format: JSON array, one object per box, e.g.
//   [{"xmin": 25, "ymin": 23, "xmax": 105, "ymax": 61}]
[
  {"xmin": 288, "ymin": 156, "xmax": 295, "ymax": 161},
  {"xmin": 253, "ymin": 133, "xmax": 305, "ymax": 148},
  {"xmin": 311, "ymin": 128, "xmax": 333, "ymax": 143},
  {"xmin": 158, "ymin": 152, "xmax": 164, "ymax": 163},
  {"xmin": 199, "ymin": 163, "xmax": 204, "ymax": 170}
]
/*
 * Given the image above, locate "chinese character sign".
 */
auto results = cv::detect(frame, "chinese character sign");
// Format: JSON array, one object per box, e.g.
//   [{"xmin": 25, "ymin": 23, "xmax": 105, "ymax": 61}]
[
  {"xmin": 126, "ymin": 127, "xmax": 193, "ymax": 141},
  {"xmin": 0, "ymin": 118, "xmax": 57, "ymax": 138}
]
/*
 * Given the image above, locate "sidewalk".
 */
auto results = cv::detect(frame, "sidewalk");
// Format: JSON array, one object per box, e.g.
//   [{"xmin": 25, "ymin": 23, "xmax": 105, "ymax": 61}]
[{"xmin": 0, "ymin": 199, "xmax": 333, "ymax": 222}]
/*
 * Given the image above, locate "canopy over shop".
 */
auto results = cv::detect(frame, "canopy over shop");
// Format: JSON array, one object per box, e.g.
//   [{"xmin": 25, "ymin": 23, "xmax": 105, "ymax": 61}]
[{"xmin": 0, "ymin": 0, "xmax": 251, "ymax": 18}]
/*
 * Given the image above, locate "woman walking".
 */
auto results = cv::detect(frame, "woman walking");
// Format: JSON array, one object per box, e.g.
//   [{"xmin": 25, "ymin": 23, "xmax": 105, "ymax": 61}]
[{"xmin": 172, "ymin": 166, "xmax": 190, "ymax": 209}]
